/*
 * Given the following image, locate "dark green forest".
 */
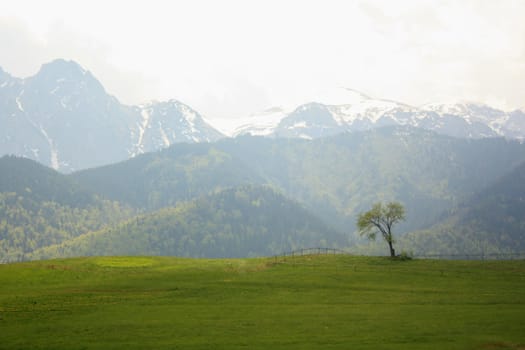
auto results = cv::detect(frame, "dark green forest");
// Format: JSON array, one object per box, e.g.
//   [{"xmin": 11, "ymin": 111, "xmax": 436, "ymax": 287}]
[
  {"xmin": 73, "ymin": 127, "xmax": 525, "ymax": 232},
  {"xmin": 1, "ymin": 126, "xmax": 525, "ymax": 261},
  {"xmin": 31, "ymin": 186, "xmax": 345, "ymax": 259},
  {"xmin": 401, "ymin": 161, "xmax": 525, "ymax": 256},
  {"xmin": 0, "ymin": 157, "xmax": 137, "ymax": 261}
]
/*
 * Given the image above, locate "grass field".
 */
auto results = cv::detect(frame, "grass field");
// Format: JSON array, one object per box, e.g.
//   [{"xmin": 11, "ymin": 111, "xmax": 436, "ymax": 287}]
[{"xmin": 1, "ymin": 255, "xmax": 524, "ymax": 349}]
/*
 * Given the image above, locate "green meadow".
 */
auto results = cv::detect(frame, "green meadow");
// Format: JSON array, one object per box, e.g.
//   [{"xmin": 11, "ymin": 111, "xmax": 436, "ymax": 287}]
[{"xmin": 1, "ymin": 255, "xmax": 524, "ymax": 349}]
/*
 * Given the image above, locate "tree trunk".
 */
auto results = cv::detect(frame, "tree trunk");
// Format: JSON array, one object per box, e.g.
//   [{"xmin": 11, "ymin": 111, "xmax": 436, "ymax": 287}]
[{"xmin": 388, "ymin": 241, "xmax": 396, "ymax": 257}]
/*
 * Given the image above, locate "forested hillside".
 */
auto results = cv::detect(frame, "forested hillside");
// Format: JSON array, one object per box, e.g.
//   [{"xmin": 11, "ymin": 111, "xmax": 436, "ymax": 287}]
[
  {"xmin": 31, "ymin": 186, "xmax": 344, "ymax": 259},
  {"xmin": 0, "ymin": 156, "xmax": 137, "ymax": 262},
  {"xmin": 2, "ymin": 127, "xmax": 525, "ymax": 261},
  {"xmin": 401, "ymin": 161, "xmax": 525, "ymax": 255},
  {"xmin": 72, "ymin": 143, "xmax": 262, "ymax": 209},
  {"xmin": 0, "ymin": 155, "xmax": 92, "ymax": 205},
  {"xmin": 73, "ymin": 127, "xmax": 525, "ymax": 233},
  {"xmin": 217, "ymin": 128, "xmax": 525, "ymax": 233}
]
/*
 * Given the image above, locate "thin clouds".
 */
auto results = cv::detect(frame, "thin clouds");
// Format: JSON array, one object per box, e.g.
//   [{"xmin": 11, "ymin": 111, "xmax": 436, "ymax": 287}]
[
  {"xmin": 1, "ymin": 0, "xmax": 524, "ymax": 118},
  {"xmin": 0, "ymin": 17, "xmax": 47, "ymax": 77},
  {"xmin": 0, "ymin": 17, "xmax": 156, "ymax": 105}
]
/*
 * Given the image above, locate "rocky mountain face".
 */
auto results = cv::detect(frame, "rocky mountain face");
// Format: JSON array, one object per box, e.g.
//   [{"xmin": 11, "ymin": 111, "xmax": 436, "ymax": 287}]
[
  {"xmin": 2, "ymin": 61, "xmax": 524, "ymax": 173},
  {"xmin": 0, "ymin": 59, "xmax": 223, "ymax": 172},
  {"xmin": 131, "ymin": 100, "xmax": 224, "ymax": 157},
  {"xmin": 230, "ymin": 88, "xmax": 525, "ymax": 140}
]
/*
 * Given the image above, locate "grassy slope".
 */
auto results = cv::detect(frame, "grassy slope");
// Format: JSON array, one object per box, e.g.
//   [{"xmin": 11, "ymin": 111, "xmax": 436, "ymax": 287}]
[{"xmin": 1, "ymin": 255, "xmax": 524, "ymax": 350}]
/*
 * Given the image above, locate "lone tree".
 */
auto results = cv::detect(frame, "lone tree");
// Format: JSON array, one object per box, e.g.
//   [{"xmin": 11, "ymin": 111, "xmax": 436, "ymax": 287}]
[{"xmin": 357, "ymin": 201, "xmax": 406, "ymax": 257}]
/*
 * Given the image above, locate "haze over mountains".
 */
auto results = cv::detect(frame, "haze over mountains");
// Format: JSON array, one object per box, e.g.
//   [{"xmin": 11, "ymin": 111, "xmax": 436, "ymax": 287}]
[
  {"xmin": 1, "ymin": 59, "xmax": 524, "ymax": 172},
  {"xmin": 0, "ymin": 59, "xmax": 223, "ymax": 172},
  {"xmin": 2, "ymin": 126, "xmax": 525, "ymax": 261},
  {"xmin": 229, "ymin": 90, "xmax": 525, "ymax": 141},
  {"xmin": 1, "ymin": 59, "xmax": 525, "ymax": 262}
]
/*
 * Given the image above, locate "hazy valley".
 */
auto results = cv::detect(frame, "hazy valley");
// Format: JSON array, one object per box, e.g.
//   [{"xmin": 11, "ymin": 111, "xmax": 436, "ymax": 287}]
[{"xmin": 1, "ymin": 60, "xmax": 525, "ymax": 262}]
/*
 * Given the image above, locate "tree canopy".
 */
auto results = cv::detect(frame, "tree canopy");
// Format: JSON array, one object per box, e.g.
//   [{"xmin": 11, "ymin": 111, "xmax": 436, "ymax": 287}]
[{"xmin": 357, "ymin": 201, "xmax": 406, "ymax": 257}]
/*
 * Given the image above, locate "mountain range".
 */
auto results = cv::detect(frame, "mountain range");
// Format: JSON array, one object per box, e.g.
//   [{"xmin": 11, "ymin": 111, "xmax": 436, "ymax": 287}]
[
  {"xmin": 2, "ymin": 127, "xmax": 525, "ymax": 261},
  {"xmin": 230, "ymin": 89, "xmax": 525, "ymax": 140},
  {"xmin": 1, "ymin": 59, "xmax": 525, "ymax": 172},
  {"xmin": 70, "ymin": 127, "xmax": 525, "ymax": 236},
  {"xmin": 1, "ymin": 59, "xmax": 525, "ymax": 261},
  {"xmin": 400, "ymin": 160, "xmax": 525, "ymax": 256},
  {"xmin": 0, "ymin": 59, "xmax": 223, "ymax": 172}
]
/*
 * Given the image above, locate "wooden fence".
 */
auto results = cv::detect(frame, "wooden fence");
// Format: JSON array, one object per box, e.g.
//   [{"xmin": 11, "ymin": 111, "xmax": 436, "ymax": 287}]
[{"xmin": 272, "ymin": 248, "xmax": 525, "ymax": 262}]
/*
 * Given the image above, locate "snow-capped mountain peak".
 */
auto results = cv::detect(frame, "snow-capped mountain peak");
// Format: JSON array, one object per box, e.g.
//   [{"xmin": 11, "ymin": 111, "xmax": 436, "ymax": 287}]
[
  {"xmin": 131, "ymin": 99, "xmax": 224, "ymax": 156},
  {"xmin": 0, "ymin": 67, "xmax": 20, "ymax": 89},
  {"xmin": 0, "ymin": 66, "xmax": 10, "ymax": 80},
  {"xmin": 230, "ymin": 88, "xmax": 524, "ymax": 141},
  {"xmin": 0, "ymin": 59, "xmax": 224, "ymax": 172},
  {"xmin": 37, "ymin": 59, "xmax": 88, "ymax": 79},
  {"xmin": 215, "ymin": 106, "xmax": 288, "ymax": 137},
  {"xmin": 1, "ymin": 59, "xmax": 524, "ymax": 172}
]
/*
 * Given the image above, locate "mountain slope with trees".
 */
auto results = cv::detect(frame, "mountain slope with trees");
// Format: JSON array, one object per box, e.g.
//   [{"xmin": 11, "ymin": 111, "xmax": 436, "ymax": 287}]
[
  {"xmin": 72, "ymin": 127, "xmax": 525, "ymax": 234},
  {"xmin": 31, "ymin": 186, "xmax": 344, "ymax": 259},
  {"xmin": 72, "ymin": 143, "xmax": 263, "ymax": 210},
  {"xmin": 0, "ymin": 156, "xmax": 137, "ymax": 262},
  {"xmin": 2, "ymin": 127, "xmax": 525, "ymax": 261},
  {"xmin": 401, "ymin": 161, "xmax": 525, "ymax": 256}
]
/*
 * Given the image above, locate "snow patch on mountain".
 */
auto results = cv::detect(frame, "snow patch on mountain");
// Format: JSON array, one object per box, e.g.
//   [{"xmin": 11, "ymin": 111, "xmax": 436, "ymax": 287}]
[
  {"xmin": 217, "ymin": 107, "xmax": 289, "ymax": 137},
  {"xmin": 329, "ymin": 100, "xmax": 411, "ymax": 124},
  {"xmin": 136, "ymin": 107, "xmax": 151, "ymax": 154},
  {"xmin": 39, "ymin": 126, "xmax": 59, "ymax": 170},
  {"xmin": 0, "ymin": 60, "xmax": 226, "ymax": 172},
  {"xmin": 128, "ymin": 100, "xmax": 224, "ymax": 156},
  {"xmin": 16, "ymin": 96, "xmax": 24, "ymax": 112},
  {"xmin": 2, "ymin": 59, "xmax": 524, "ymax": 172},
  {"xmin": 178, "ymin": 102, "xmax": 198, "ymax": 123},
  {"xmin": 229, "ymin": 88, "xmax": 522, "ymax": 140},
  {"xmin": 158, "ymin": 121, "xmax": 171, "ymax": 147}
]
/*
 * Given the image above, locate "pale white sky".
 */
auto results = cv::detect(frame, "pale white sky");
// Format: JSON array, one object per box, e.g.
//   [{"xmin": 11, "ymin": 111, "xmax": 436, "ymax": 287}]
[{"xmin": 1, "ymin": 0, "xmax": 524, "ymax": 119}]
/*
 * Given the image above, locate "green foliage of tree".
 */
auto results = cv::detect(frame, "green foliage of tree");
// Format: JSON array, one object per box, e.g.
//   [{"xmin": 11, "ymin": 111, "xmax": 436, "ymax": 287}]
[{"xmin": 357, "ymin": 202, "xmax": 406, "ymax": 257}]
